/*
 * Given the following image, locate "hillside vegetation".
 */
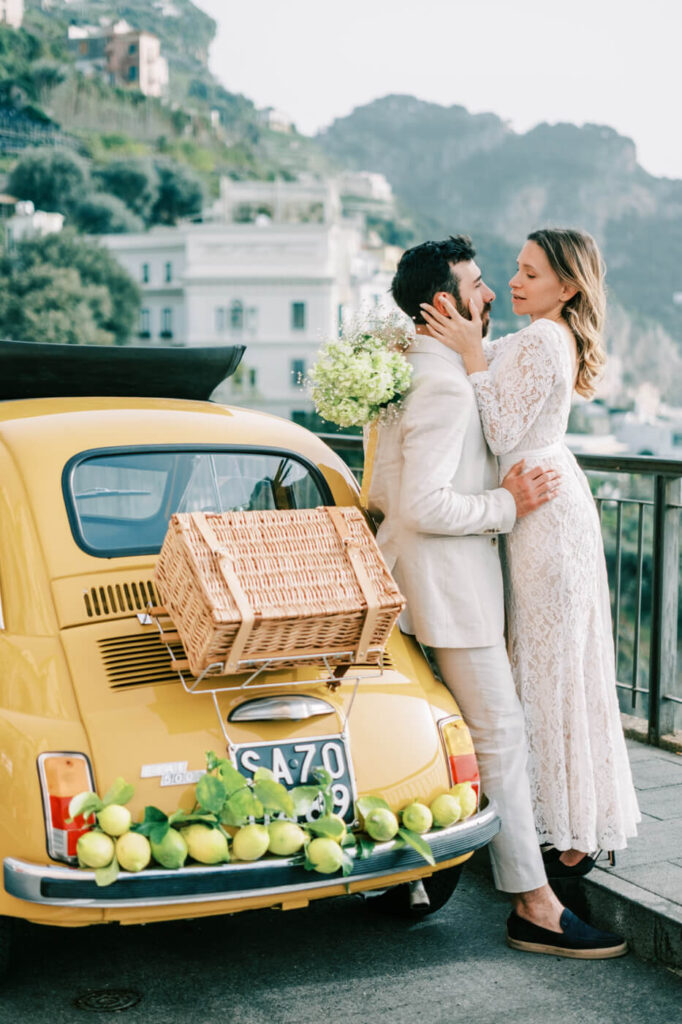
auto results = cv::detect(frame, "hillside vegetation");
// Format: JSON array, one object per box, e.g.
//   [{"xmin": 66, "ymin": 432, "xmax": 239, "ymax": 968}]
[{"xmin": 318, "ymin": 95, "xmax": 682, "ymax": 399}]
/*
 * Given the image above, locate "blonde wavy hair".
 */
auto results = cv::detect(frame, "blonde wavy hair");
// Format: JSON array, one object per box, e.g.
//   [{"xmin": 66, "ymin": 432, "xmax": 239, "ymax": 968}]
[{"xmin": 527, "ymin": 228, "xmax": 606, "ymax": 397}]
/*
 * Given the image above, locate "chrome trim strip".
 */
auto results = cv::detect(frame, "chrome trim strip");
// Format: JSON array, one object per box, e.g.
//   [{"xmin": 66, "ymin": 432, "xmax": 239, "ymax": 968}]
[{"xmin": 4, "ymin": 803, "xmax": 499, "ymax": 909}]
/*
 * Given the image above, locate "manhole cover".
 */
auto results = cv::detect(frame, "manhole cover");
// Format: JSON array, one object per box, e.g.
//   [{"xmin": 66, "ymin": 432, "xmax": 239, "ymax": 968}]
[{"xmin": 73, "ymin": 989, "xmax": 142, "ymax": 1013}]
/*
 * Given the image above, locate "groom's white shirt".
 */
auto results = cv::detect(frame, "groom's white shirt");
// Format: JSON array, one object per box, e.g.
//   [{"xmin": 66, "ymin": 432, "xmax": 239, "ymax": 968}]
[{"xmin": 368, "ymin": 335, "xmax": 516, "ymax": 648}]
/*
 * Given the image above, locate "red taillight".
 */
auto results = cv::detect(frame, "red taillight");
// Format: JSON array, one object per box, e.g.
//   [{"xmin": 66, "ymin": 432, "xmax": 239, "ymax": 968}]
[
  {"xmin": 37, "ymin": 753, "xmax": 95, "ymax": 863},
  {"xmin": 449, "ymin": 753, "xmax": 480, "ymax": 797},
  {"xmin": 440, "ymin": 717, "xmax": 481, "ymax": 801}
]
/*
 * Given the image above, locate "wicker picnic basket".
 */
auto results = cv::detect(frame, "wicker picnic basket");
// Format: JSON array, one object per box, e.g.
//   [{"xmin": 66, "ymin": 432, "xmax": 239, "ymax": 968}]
[{"xmin": 153, "ymin": 507, "xmax": 405, "ymax": 677}]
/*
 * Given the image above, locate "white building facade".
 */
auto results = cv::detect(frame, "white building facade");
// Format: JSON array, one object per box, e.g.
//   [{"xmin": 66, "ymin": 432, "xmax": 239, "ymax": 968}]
[
  {"xmin": 0, "ymin": 0, "xmax": 23, "ymax": 29},
  {"xmin": 100, "ymin": 179, "xmax": 398, "ymax": 421},
  {"xmin": 100, "ymin": 182, "xmax": 397, "ymax": 420}
]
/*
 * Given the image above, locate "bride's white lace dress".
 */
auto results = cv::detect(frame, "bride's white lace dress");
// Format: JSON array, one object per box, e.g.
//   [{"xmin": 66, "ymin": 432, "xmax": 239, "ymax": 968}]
[{"xmin": 472, "ymin": 318, "xmax": 640, "ymax": 851}]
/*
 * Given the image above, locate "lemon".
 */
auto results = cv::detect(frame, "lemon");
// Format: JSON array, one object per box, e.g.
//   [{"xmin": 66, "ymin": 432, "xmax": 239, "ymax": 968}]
[
  {"xmin": 77, "ymin": 831, "xmax": 115, "ymax": 869},
  {"xmin": 364, "ymin": 807, "xmax": 399, "ymax": 842},
  {"xmin": 97, "ymin": 804, "xmax": 132, "ymax": 837},
  {"xmin": 401, "ymin": 802, "xmax": 433, "ymax": 834},
  {"xmin": 232, "ymin": 823, "xmax": 270, "ymax": 862},
  {"xmin": 307, "ymin": 837, "xmax": 344, "ymax": 874},
  {"xmin": 182, "ymin": 824, "xmax": 229, "ymax": 864},
  {"xmin": 116, "ymin": 832, "xmax": 151, "ymax": 872},
  {"xmin": 268, "ymin": 820, "xmax": 307, "ymax": 856},
  {"xmin": 449, "ymin": 782, "xmax": 477, "ymax": 819},
  {"xmin": 430, "ymin": 793, "xmax": 462, "ymax": 827},
  {"xmin": 150, "ymin": 828, "xmax": 188, "ymax": 869}
]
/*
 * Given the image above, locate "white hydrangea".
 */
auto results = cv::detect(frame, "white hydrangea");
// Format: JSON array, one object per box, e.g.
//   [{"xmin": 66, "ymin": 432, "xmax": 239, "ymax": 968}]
[{"xmin": 307, "ymin": 315, "xmax": 413, "ymax": 428}]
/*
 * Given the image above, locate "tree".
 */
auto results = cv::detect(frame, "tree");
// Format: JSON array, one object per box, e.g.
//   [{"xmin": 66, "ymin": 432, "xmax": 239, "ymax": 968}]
[
  {"xmin": 0, "ymin": 264, "xmax": 114, "ymax": 346},
  {"xmin": 73, "ymin": 193, "xmax": 144, "ymax": 235},
  {"xmin": 151, "ymin": 159, "xmax": 204, "ymax": 224},
  {"xmin": 7, "ymin": 147, "xmax": 90, "ymax": 214},
  {"xmin": 0, "ymin": 229, "xmax": 140, "ymax": 346},
  {"xmin": 94, "ymin": 158, "xmax": 159, "ymax": 222}
]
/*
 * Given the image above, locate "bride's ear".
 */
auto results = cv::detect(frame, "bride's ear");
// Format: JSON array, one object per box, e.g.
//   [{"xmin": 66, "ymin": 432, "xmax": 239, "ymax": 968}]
[{"xmin": 560, "ymin": 282, "xmax": 579, "ymax": 302}]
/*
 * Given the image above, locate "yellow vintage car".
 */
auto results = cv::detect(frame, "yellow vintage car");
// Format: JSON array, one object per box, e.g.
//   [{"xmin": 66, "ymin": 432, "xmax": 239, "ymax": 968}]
[{"xmin": 0, "ymin": 341, "xmax": 499, "ymax": 977}]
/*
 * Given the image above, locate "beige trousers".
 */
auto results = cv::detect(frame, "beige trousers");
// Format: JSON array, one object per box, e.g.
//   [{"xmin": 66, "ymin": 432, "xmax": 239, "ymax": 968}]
[{"xmin": 433, "ymin": 642, "xmax": 546, "ymax": 894}]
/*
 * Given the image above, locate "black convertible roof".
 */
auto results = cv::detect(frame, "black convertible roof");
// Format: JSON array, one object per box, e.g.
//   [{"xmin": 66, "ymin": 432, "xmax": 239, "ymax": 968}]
[{"xmin": 0, "ymin": 339, "xmax": 245, "ymax": 402}]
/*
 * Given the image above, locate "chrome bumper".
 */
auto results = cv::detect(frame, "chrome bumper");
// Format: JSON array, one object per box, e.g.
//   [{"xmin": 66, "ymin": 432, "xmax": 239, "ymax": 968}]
[{"xmin": 4, "ymin": 803, "xmax": 500, "ymax": 909}]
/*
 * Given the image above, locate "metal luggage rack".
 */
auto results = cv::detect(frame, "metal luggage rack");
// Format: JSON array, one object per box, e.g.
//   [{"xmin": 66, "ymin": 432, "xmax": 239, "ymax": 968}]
[{"xmin": 139, "ymin": 604, "xmax": 387, "ymax": 755}]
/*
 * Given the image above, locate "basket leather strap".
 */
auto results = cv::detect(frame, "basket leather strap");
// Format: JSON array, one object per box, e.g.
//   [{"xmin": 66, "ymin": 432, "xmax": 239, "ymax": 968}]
[
  {"xmin": 191, "ymin": 513, "xmax": 256, "ymax": 675},
  {"xmin": 326, "ymin": 507, "xmax": 380, "ymax": 662}
]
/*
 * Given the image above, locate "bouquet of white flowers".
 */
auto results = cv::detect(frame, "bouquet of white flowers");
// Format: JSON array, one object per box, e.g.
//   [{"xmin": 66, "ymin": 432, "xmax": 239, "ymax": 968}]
[
  {"xmin": 307, "ymin": 315, "xmax": 412, "ymax": 429},
  {"xmin": 307, "ymin": 314, "xmax": 413, "ymax": 506}
]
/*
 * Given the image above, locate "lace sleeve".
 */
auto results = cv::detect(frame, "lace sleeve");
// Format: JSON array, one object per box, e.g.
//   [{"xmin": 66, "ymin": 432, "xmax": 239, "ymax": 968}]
[
  {"xmin": 482, "ymin": 332, "xmax": 511, "ymax": 363},
  {"xmin": 470, "ymin": 322, "xmax": 561, "ymax": 455}
]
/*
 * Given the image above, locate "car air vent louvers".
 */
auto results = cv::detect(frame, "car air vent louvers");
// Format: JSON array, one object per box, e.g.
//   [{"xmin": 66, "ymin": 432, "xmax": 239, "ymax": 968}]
[
  {"xmin": 84, "ymin": 579, "xmax": 158, "ymax": 619},
  {"xmin": 99, "ymin": 632, "xmax": 194, "ymax": 689},
  {"xmin": 100, "ymin": 632, "xmax": 395, "ymax": 689}
]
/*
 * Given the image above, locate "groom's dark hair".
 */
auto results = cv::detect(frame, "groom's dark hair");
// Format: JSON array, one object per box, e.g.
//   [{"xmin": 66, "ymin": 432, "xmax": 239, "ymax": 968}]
[{"xmin": 391, "ymin": 235, "xmax": 476, "ymax": 324}]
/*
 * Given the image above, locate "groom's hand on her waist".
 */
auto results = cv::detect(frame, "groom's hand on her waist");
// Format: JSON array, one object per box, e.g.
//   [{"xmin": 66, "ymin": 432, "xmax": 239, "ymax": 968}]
[{"xmin": 501, "ymin": 459, "xmax": 561, "ymax": 518}]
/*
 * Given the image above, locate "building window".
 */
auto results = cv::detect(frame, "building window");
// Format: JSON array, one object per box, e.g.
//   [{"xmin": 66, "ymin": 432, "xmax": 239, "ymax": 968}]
[
  {"xmin": 291, "ymin": 302, "xmax": 306, "ymax": 331},
  {"xmin": 337, "ymin": 304, "xmax": 344, "ymax": 330},
  {"xmin": 230, "ymin": 300, "xmax": 244, "ymax": 332},
  {"xmin": 129, "ymin": 43, "xmax": 137, "ymax": 55},
  {"xmin": 231, "ymin": 365, "xmax": 244, "ymax": 392},
  {"xmin": 246, "ymin": 306, "xmax": 258, "ymax": 332},
  {"xmin": 248, "ymin": 369, "xmax": 257, "ymax": 389},
  {"xmin": 161, "ymin": 308, "xmax": 173, "ymax": 338},
  {"xmin": 291, "ymin": 359, "xmax": 306, "ymax": 385},
  {"xmin": 164, "ymin": 261, "xmax": 172, "ymax": 283},
  {"xmin": 139, "ymin": 308, "xmax": 151, "ymax": 337},
  {"xmin": 141, "ymin": 263, "xmax": 149, "ymax": 283},
  {"xmin": 128, "ymin": 65, "xmax": 137, "ymax": 81},
  {"xmin": 215, "ymin": 307, "xmax": 227, "ymax": 333}
]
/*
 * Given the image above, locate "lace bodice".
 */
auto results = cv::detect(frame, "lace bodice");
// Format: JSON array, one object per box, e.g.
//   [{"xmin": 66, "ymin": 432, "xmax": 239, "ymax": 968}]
[{"xmin": 476, "ymin": 318, "xmax": 574, "ymax": 456}]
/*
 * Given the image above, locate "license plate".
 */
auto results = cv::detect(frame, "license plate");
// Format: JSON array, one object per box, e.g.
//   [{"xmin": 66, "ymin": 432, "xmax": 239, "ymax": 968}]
[{"xmin": 232, "ymin": 735, "xmax": 356, "ymax": 823}]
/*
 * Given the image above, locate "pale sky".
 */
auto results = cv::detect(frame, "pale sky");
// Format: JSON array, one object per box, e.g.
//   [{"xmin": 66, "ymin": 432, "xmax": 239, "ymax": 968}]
[{"xmin": 195, "ymin": 0, "xmax": 682, "ymax": 180}]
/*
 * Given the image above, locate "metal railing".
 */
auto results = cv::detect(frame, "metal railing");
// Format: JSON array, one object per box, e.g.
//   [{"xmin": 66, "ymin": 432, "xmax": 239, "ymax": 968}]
[{"xmin": 319, "ymin": 434, "xmax": 682, "ymax": 746}]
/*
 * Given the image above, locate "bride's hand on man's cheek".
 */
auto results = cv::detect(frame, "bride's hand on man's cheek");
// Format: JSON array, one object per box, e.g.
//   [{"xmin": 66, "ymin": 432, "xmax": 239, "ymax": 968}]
[{"xmin": 420, "ymin": 298, "xmax": 483, "ymax": 354}]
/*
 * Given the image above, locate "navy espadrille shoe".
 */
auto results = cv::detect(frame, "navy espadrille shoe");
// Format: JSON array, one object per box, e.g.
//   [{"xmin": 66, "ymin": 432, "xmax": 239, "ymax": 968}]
[{"xmin": 506, "ymin": 908, "xmax": 627, "ymax": 959}]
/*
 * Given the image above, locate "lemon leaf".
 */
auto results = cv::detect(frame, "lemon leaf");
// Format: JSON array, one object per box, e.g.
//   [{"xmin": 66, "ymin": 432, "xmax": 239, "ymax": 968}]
[
  {"xmin": 312, "ymin": 766, "xmax": 333, "ymax": 789},
  {"xmin": 290, "ymin": 785, "xmax": 323, "ymax": 817},
  {"xmin": 340, "ymin": 849, "xmax": 355, "ymax": 877},
  {"xmin": 305, "ymin": 816, "xmax": 345, "ymax": 842},
  {"xmin": 217, "ymin": 760, "xmax": 250, "ymax": 796},
  {"xmin": 196, "ymin": 774, "xmax": 227, "ymax": 814},
  {"xmin": 67, "ymin": 791, "xmax": 102, "ymax": 822},
  {"xmin": 149, "ymin": 822, "xmax": 170, "ymax": 845},
  {"xmin": 397, "ymin": 827, "xmax": 435, "ymax": 866},
  {"xmin": 355, "ymin": 836, "xmax": 375, "ymax": 860},
  {"xmin": 221, "ymin": 788, "xmax": 263, "ymax": 827},
  {"xmin": 94, "ymin": 855, "xmax": 119, "ymax": 888},
  {"xmin": 101, "ymin": 778, "xmax": 135, "ymax": 808},
  {"xmin": 253, "ymin": 778, "xmax": 294, "ymax": 817},
  {"xmin": 356, "ymin": 795, "xmax": 391, "ymax": 819}
]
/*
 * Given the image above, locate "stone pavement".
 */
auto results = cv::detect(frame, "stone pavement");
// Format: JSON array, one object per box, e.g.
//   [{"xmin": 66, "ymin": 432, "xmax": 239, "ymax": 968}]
[{"xmin": 553, "ymin": 738, "xmax": 682, "ymax": 970}]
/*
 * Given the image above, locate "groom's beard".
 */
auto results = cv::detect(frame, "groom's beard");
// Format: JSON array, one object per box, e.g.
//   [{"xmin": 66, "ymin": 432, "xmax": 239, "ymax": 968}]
[{"xmin": 455, "ymin": 298, "xmax": 493, "ymax": 336}]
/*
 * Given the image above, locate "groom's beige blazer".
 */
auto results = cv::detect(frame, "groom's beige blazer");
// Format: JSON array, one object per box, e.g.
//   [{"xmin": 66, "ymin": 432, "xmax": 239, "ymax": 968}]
[{"xmin": 368, "ymin": 335, "xmax": 516, "ymax": 648}]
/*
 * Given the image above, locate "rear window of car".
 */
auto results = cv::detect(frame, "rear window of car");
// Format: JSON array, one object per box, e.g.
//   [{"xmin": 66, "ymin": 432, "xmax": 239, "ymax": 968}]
[{"xmin": 63, "ymin": 446, "xmax": 332, "ymax": 557}]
